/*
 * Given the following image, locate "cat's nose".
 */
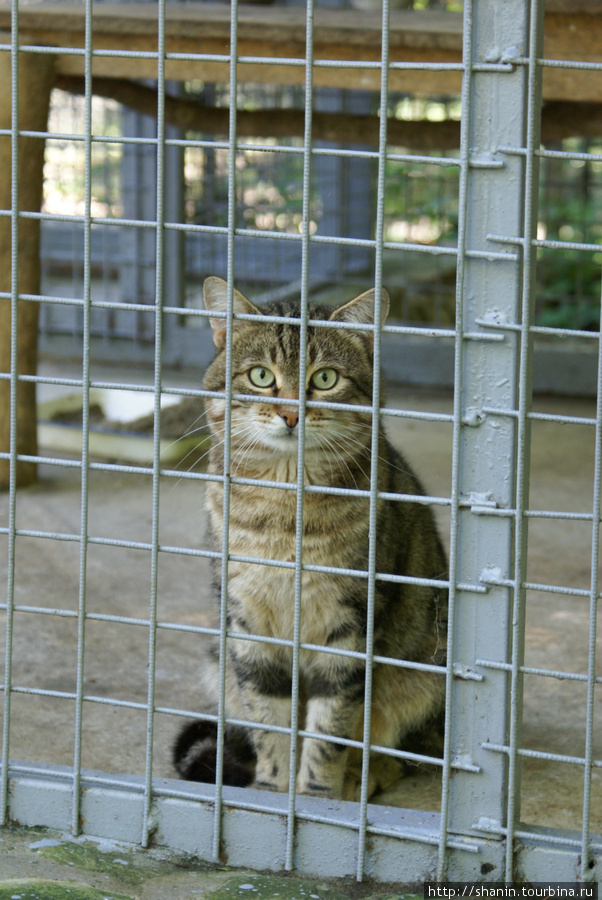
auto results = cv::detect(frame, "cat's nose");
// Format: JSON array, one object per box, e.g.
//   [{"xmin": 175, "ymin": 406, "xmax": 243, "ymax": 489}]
[{"xmin": 277, "ymin": 409, "xmax": 299, "ymax": 430}]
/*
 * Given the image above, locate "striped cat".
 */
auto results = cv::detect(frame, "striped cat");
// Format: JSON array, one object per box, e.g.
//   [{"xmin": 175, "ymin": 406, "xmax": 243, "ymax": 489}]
[{"xmin": 174, "ymin": 276, "xmax": 448, "ymax": 801}]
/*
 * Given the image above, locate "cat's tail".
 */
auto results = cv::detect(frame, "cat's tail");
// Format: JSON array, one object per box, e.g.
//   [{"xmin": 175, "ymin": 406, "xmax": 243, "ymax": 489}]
[{"xmin": 173, "ymin": 719, "xmax": 256, "ymax": 788}]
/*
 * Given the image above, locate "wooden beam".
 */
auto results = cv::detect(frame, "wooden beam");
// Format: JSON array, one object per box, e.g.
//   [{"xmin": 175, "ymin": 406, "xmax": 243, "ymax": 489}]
[
  {"xmin": 0, "ymin": 52, "xmax": 55, "ymax": 489},
  {"xmin": 56, "ymin": 75, "xmax": 602, "ymax": 149},
  {"xmin": 2, "ymin": 5, "xmax": 463, "ymax": 96},
  {"xmin": 2, "ymin": 4, "xmax": 602, "ymax": 100},
  {"xmin": 0, "ymin": 4, "xmax": 464, "ymax": 51},
  {"xmin": 56, "ymin": 74, "xmax": 463, "ymax": 149}
]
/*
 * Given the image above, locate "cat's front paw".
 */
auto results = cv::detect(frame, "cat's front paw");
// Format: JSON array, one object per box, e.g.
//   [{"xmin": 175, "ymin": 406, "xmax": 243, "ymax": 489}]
[
  {"xmin": 253, "ymin": 755, "xmax": 291, "ymax": 793},
  {"xmin": 300, "ymin": 786, "xmax": 337, "ymax": 799},
  {"xmin": 296, "ymin": 775, "xmax": 340, "ymax": 799},
  {"xmin": 253, "ymin": 779, "xmax": 283, "ymax": 792},
  {"xmin": 342, "ymin": 756, "xmax": 405, "ymax": 801}
]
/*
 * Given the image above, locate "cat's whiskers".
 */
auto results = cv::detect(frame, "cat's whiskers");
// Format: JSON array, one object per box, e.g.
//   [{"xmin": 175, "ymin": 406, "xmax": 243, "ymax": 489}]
[
  {"xmin": 309, "ymin": 428, "xmax": 364, "ymax": 491},
  {"xmin": 182, "ymin": 420, "xmax": 258, "ymax": 475},
  {"xmin": 313, "ymin": 419, "xmax": 374, "ymax": 483},
  {"xmin": 168, "ymin": 428, "xmax": 213, "ymax": 478},
  {"xmin": 308, "ymin": 433, "xmax": 348, "ymax": 487},
  {"xmin": 164, "ymin": 406, "xmax": 211, "ymax": 451},
  {"xmin": 231, "ymin": 427, "xmax": 266, "ymax": 477},
  {"xmin": 167, "ymin": 426, "xmax": 239, "ymax": 494},
  {"xmin": 344, "ymin": 419, "xmax": 419, "ymax": 478},
  {"xmin": 160, "ymin": 407, "xmax": 213, "ymax": 480},
  {"xmin": 327, "ymin": 420, "xmax": 415, "ymax": 481}
]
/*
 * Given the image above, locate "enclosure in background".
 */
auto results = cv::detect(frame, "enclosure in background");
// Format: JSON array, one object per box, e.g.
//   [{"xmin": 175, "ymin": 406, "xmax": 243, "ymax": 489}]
[
  {"xmin": 38, "ymin": 85, "xmax": 602, "ymax": 374},
  {"xmin": 1, "ymin": 0, "xmax": 601, "ymax": 887}
]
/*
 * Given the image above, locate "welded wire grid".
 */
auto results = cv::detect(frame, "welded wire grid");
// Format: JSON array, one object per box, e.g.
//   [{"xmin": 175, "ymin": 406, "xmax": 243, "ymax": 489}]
[{"xmin": 0, "ymin": 0, "xmax": 601, "ymax": 885}]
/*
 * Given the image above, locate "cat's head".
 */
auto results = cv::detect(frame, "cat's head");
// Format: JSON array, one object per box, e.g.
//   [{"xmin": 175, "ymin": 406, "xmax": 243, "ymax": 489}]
[{"xmin": 202, "ymin": 276, "xmax": 389, "ymax": 468}]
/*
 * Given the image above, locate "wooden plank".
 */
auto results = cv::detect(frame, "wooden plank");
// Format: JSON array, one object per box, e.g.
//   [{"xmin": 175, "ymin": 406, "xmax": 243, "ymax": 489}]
[
  {"xmin": 0, "ymin": 4, "xmax": 464, "ymax": 51},
  {"xmin": 0, "ymin": 4, "xmax": 601, "ymax": 100},
  {"xmin": 51, "ymin": 52, "xmax": 462, "ymax": 97},
  {"xmin": 58, "ymin": 73, "xmax": 602, "ymax": 148},
  {"xmin": 545, "ymin": 12, "xmax": 602, "ymax": 63},
  {"xmin": 0, "ymin": 4, "xmax": 464, "ymax": 95}
]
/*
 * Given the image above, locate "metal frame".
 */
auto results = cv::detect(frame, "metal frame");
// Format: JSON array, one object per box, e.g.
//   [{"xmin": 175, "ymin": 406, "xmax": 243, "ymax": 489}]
[{"xmin": 1, "ymin": 0, "xmax": 601, "ymax": 885}]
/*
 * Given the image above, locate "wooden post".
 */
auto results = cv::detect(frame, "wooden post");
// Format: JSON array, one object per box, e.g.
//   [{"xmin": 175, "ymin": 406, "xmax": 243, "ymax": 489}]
[{"xmin": 0, "ymin": 51, "xmax": 55, "ymax": 490}]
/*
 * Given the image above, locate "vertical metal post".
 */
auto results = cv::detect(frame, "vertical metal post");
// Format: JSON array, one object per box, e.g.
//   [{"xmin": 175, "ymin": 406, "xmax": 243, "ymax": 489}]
[
  {"xmin": 437, "ymin": 0, "xmax": 475, "ymax": 879},
  {"xmin": 212, "ymin": 0, "xmax": 240, "ymax": 861},
  {"xmin": 356, "ymin": 0, "xmax": 390, "ymax": 883},
  {"xmin": 581, "ymin": 286, "xmax": 602, "ymax": 880},
  {"xmin": 504, "ymin": 0, "xmax": 544, "ymax": 879},
  {"xmin": 0, "ymin": 0, "xmax": 20, "ymax": 825},
  {"xmin": 71, "ymin": 0, "xmax": 94, "ymax": 836},
  {"xmin": 141, "ymin": 0, "xmax": 167, "ymax": 849},
  {"xmin": 285, "ymin": 0, "xmax": 314, "ymax": 871},
  {"xmin": 445, "ymin": 0, "xmax": 543, "ymax": 878}
]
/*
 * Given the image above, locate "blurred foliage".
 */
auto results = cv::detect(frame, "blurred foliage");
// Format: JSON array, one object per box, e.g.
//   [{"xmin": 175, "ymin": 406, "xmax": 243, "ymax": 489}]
[
  {"xmin": 382, "ymin": 131, "xmax": 602, "ymax": 331},
  {"xmin": 536, "ymin": 138, "xmax": 602, "ymax": 331}
]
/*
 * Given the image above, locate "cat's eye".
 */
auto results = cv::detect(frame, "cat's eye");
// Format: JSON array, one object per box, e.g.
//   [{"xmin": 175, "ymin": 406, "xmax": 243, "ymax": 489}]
[
  {"xmin": 310, "ymin": 368, "xmax": 339, "ymax": 390},
  {"xmin": 248, "ymin": 366, "xmax": 276, "ymax": 388}
]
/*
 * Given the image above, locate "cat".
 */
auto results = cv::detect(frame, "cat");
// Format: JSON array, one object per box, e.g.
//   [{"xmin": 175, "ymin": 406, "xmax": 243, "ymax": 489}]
[{"xmin": 173, "ymin": 276, "xmax": 448, "ymax": 801}]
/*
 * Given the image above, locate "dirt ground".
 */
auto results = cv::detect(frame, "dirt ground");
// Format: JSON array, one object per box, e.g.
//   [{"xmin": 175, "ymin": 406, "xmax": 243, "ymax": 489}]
[{"xmin": 0, "ymin": 371, "xmax": 600, "ymax": 843}]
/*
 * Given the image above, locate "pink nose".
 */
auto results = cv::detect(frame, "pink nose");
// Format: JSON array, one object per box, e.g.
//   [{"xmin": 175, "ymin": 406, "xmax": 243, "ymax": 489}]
[{"xmin": 278, "ymin": 409, "xmax": 299, "ymax": 429}]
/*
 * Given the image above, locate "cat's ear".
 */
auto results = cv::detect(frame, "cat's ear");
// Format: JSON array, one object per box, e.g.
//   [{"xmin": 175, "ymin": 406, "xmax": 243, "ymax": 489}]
[
  {"xmin": 203, "ymin": 276, "xmax": 262, "ymax": 349},
  {"xmin": 329, "ymin": 288, "xmax": 389, "ymax": 340}
]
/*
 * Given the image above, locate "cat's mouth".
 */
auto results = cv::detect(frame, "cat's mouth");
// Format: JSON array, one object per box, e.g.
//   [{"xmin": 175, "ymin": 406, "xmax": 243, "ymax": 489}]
[
  {"xmin": 259, "ymin": 420, "xmax": 322, "ymax": 452},
  {"xmin": 263, "ymin": 429, "xmax": 302, "ymax": 450}
]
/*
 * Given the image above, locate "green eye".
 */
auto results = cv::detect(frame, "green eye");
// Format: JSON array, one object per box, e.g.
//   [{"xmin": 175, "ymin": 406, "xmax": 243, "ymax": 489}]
[
  {"xmin": 248, "ymin": 366, "xmax": 276, "ymax": 388},
  {"xmin": 310, "ymin": 368, "xmax": 338, "ymax": 390}
]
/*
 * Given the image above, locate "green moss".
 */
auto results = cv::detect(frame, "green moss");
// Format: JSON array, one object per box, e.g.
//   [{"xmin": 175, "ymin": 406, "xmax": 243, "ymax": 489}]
[
  {"xmin": 381, "ymin": 895, "xmax": 424, "ymax": 900},
  {"xmin": 207, "ymin": 873, "xmax": 359, "ymax": 900},
  {"xmin": 36, "ymin": 841, "xmax": 168, "ymax": 886},
  {"xmin": 0, "ymin": 880, "xmax": 133, "ymax": 900}
]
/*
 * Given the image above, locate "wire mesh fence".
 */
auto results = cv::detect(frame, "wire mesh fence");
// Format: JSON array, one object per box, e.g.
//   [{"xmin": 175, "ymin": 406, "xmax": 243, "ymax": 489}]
[{"xmin": 0, "ymin": 0, "xmax": 601, "ymax": 886}]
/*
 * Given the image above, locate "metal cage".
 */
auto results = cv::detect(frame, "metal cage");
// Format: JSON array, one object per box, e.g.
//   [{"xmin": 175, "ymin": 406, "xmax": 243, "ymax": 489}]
[{"xmin": 1, "ymin": 0, "xmax": 601, "ymax": 886}]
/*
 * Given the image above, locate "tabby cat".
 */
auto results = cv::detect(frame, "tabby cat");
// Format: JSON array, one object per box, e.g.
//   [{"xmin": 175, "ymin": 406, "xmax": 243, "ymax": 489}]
[{"xmin": 174, "ymin": 276, "xmax": 448, "ymax": 801}]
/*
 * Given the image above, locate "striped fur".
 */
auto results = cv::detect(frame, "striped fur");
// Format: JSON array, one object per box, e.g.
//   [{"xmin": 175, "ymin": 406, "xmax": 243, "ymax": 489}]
[{"xmin": 174, "ymin": 277, "xmax": 448, "ymax": 800}]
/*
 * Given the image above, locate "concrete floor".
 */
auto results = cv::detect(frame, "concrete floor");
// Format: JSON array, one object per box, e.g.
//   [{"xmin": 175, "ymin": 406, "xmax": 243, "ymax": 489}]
[
  {"xmin": 0, "ymin": 370, "xmax": 600, "ymax": 848},
  {"xmin": 0, "ymin": 824, "xmax": 415, "ymax": 899}
]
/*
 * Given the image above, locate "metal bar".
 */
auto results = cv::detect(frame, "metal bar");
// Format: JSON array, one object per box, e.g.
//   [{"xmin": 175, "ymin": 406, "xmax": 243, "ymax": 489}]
[
  {"xmin": 500, "ymin": 145, "xmax": 602, "ymax": 165},
  {"xmin": 436, "ymin": 0, "xmax": 474, "ymax": 878},
  {"xmin": 0, "ymin": 600, "xmax": 451, "ymax": 671},
  {"xmin": 476, "ymin": 819, "xmax": 602, "ymax": 853},
  {"xmin": 9, "ymin": 208, "xmax": 517, "ymax": 261},
  {"xmin": 477, "ymin": 659, "xmax": 602, "ymax": 686},
  {"xmin": 579, "ymin": 282, "xmax": 602, "ymax": 879},
  {"xmin": 491, "ymin": 232, "xmax": 602, "ymax": 256},
  {"xmin": 2, "ymin": 132, "xmax": 463, "ymax": 169},
  {"xmin": 483, "ymin": 742, "xmax": 602, "ymax": 770},
  {"xmin": 356, "ymin": 0, "xmax": 390, "ymax": 881},
  {"xmin": 0, "ymin": 0, "xmax": 20, "ymax": 827},
  {"xmin": 211, "ymin": 0, "xmax": 240, "ymax": 862},
  {"xmin": 1, "ymin": 300, "xmax": 462, "ymax": 342},
  {"xmin": 537, "ymin": 58, "xmax": 602, "ymax": 73},
  {"xmin": 504, "ymin": 0, "xmax": 544, "ymax": 876},
  {"xmin": 141, "ymin": 0, "xmax": 167, "ymax": 850},
  {"xmin": 284, "ymin": 0, "xmax": 315, "ymax": 869},
  {"xmin": 70, "ymin": 0, "xmax": 94, "ymax": 837}
]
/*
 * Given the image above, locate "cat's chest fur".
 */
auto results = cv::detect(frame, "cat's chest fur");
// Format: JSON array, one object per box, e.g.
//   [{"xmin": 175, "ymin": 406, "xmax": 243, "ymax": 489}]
[{"xmin": 206, "ymin": 470, "xmax": 367, "ymax": 645}]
